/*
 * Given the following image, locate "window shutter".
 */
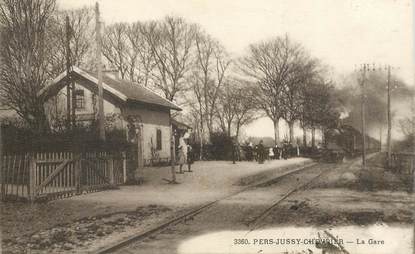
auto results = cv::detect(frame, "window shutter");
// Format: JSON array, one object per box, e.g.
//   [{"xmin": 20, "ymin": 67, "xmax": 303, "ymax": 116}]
[{"xmin": 156, "ymin": 129, "xmax": 162, "ymax": 150}]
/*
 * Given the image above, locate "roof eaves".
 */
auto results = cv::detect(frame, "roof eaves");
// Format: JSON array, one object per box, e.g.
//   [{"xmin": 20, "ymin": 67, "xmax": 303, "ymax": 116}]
[
  {"xmin": 73, "ymin": 66, "xmax": 128, "ymax": 102},
  {"xmin": 138, "ymin": 82, "xmax": 182, "ymax": 111},
  {"xmin": 39, "ymin": 66, "xmax": 180, "ymax": 111},
  {"xmin": 126, "ymin": 98, "xmax": 182, "ymax": 111},
  {"xmin": 172, "ymin": 119, "xmax": 191, "ymax": 129},
  {"xmin": 37, "ymin": 71, "xmax": 67, "ymax": 97},
  {"xmin": 37, "ymin": 66, "xmax": 129, "ymax": 102}
]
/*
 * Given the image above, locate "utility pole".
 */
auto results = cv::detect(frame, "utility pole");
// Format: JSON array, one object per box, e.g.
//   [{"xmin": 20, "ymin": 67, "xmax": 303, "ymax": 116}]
[
  {"xmin": 360, "ymin": 64, "xmax": 367, "ymax": 169},
  {"xmin": 170, "ymin": 122, "xmax": 177, "ymax": 184},
  {"xmin": 379, "ymin": 125, "xmax": 382, "ymax": 152},
  {"xmin": 386, "ymin": 65, "xmax": 392, "ymax": 167},
  {"xmin": 95, "ymin": 2, "xmax": 105, "ymax": 141},
  {"xmin": 356, "ymin": 63, "xmax": 392, "ymax": 168},
  {"xmin": 0, "ymin": 124, "xmax": 3, "ymax": 199},
  {"xmin": 232, "ymin": 137, "xmax": 236, "ymax": 164},
  {"xmin": 65, "ymin": 15, "xmax": 72, "ymax": 130}
]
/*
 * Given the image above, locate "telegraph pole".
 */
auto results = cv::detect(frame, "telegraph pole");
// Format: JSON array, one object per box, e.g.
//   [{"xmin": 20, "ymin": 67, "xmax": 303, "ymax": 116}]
[
  {"xmin": 65, "ymin": 16, "xmax": 72, "ymax": 130},
  {"xmin": 356, "ymin": 63, "xmax": 396, "ymax": 168},
  {"xmin": 360, "ymin": 64, "xmax": 367, "ymax": 169},
  {"xmin": 0, "ymin": 124, "xmax": 3, "ymax": 199},
  {"xmin": 379, "ymin": 125, "xmax": 382, "ymax": 152},
  {"xmin": 386, "ymin": 65, "xmax": 392, "ymax": 167},
  {"xmin": 95, "ymin": 2, "xmax": 105, "ymax": 141}
]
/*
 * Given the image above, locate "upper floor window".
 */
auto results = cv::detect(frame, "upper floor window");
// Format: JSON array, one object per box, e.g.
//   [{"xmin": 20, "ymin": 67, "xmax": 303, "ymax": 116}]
[{"xmin": 75, "ymin": 89, "xmax": 85, "ymax": 110}]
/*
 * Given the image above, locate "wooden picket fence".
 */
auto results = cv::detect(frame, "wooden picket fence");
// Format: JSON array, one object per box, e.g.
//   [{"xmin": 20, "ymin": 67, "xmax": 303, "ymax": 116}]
[{"xmin": 1, "ymin": 151, "xmax": 126, "ymax": 202}]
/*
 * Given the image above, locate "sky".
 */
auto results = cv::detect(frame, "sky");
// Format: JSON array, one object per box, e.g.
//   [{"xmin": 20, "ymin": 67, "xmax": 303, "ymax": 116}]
[{"xmin": 58, "ymin": 0, "xmax": 414, "ymax": 140}]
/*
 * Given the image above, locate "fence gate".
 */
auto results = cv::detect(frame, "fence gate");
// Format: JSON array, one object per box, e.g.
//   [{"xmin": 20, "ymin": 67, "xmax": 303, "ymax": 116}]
[{"xmin": 1, "ymin": 151, "xmax": 126, "ymax": 202}]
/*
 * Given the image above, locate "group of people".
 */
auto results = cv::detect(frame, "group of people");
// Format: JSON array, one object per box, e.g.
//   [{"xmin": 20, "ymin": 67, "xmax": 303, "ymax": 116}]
[
  {"xmin": 271, "ymin": 142, "xmax": 295, "ymax": 160},
  {"xmin": 177, "ymin": 134, "xmax": 194, "ymax": 173},
  {"xmin": 175, "ymin": 132, "xmax": 299, "ymax": 168},
  {"xmin": 245, "ymin": 140, "xmax": 299, "ymax": 164}
]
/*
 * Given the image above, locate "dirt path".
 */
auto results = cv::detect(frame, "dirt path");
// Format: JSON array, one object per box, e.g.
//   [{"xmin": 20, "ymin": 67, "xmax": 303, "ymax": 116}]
[
  {"xmin": 113, "ymin": 158, "xmax": 414, "ymax": 254},
  {"xmin": 114, "ymin": 163, "xmax": 332, "ymax": 254},
  {"xmin": 1, "ymin": 159, "xmax": 312, "ymax": 253}
]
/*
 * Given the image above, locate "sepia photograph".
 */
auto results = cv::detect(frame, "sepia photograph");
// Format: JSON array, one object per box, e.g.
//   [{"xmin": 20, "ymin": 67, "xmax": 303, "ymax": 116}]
[{"xmin": 0, "ymin": 0, "xmax": 414, "ymax": 253}]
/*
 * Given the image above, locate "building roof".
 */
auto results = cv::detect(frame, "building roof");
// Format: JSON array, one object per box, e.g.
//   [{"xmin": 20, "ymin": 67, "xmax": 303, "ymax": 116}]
[
  {"xmin": 38, "ymin": 66, "xmax": 181, "ymax": 111},
  {"xmin": 171, "ymin": 119, "xmax": 192, "ymax": 130}
]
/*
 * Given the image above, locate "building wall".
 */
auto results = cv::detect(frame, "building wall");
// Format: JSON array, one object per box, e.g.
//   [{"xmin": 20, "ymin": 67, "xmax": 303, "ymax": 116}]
[
  {"xmin": 121, "ymin": 105, "xmax": 171, "ymax": 165},
  {"xmin": 141, "ymin": 123, "xmax": 171, "ymax": 164},
  {"xmin": 45, "ymin": 82, "xmax": 122, "ymax": 126},
  {"xmin": 45, "ymin": 81, "xmax": 172, "ymax": 164},
  {"xmin": 122, "ymin": 105, "xmax": 170, "ymax": 126}
]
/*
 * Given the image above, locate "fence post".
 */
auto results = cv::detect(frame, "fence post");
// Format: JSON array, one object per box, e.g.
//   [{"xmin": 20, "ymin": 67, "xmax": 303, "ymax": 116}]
[
  {"xmin": 0, "ymin": 126, "xmax": 3, "ymax": 201},
  {"xmin": 108, "ymin": 156, "xmax": 115, "ymax": 185},
  {"xmin": 29, "ymin": 154, "xmax": 36, "ymax": 202},
  {"xmin": 122, "ymin": 152, "xmax": 127, "ymax": 184},
  {"xmin": 75, "ymin": 153, "xmax": 81, "ymax": 194}
]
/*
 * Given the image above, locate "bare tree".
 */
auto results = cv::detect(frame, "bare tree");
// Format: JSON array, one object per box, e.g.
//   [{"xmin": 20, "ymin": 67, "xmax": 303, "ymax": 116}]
[
  {"xmin": 214, "ymin": 80, "xmax": 257, "ymax": 138},
  {"xmin": 191, "ymin": 30, "xmax": 213, "ymax": 147},
  {"xmin": 48, "ymin": 7, "xmax": 94, "ymax": 76},
  {"xmin": 143, "ymin": 16, "xmax": 196, "ymax": 102},
  {"xmin": 189, "ymin": 69, "xmax": 207, "ymax": 159},
  {"xmin": 281, "ymin": 55, "xmax": 318, "ymax": 144},
  {"xmin": 190, "ymin": 28, "xmax": 230, "ymax": 159},
  {"xmin": 241, "ymin": 35, "xmax": 298, "ymax": 145},
  {"xmin": 215, "ymin": 83, "xmax": 236, "ymax": 137},
  {"xmin": 0, "ymin": 0, "xmax": 56, "ymax": 132},
  {"xmin": 302, "ymin": 78, "xmax": 339, "ymax": 147},
  {"xmin": 102, "ymin": 23, "xmax": 129, "ymax": 79},
  {"xmin": 232, "ymin": 82, "xmax": 258, "ymax": 139},
  {"xmin": 205, "ymin": 40, "xmax": 230, "ymax": 137},
  {"xmin": 128, "ymin": 22, "xmax": 157, "ymax": 86},
  {"xmin": 42, "ymin": 7, "xmax": 95, "ymax": 128}
]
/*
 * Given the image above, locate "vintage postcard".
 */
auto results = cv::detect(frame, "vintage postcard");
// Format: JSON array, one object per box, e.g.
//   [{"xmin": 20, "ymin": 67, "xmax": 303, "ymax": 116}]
[{"xmin": 0, "ymin": 0, "xmax": 413, "ymax": 253}]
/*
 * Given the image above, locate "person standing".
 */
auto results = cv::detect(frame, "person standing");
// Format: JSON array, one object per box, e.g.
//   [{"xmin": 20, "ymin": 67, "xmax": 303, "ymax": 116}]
[
  {"xmin": 177, "ymin": 133, "xmax": 187, "ymax": 173},
  {"xmin": 257, "ymin": 140, "xmax": 265, "ymax": 164},
  {"xmin": 187, "ymin": 144, "xmax": 194, "ymax": 172},
  {"xmin": 247, "ymin": 142, "xmax": 253, "ymax": 161},
  {"xmin": 282, "ymin": 141, "xmax": 288, "ymax": 160},
  {"xmin": 273, "ymin": 145, "xmax": 280, "ymax": 160}
]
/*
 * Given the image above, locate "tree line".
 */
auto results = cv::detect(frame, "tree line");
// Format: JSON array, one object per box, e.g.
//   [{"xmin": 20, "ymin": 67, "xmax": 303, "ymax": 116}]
[{"xmin": 0, "ymin": 0, "xmax": 340, "ymax": 150}]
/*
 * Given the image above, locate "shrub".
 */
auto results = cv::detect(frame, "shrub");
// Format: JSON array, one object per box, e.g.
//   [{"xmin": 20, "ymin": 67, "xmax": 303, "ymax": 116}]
[
  {"xmin": 1, "ymin": 124, "xmax": 130, "ymax": 153},
  {"xmin": 206, "ymin": 132, "xmax": 234, "ymax": 160}
]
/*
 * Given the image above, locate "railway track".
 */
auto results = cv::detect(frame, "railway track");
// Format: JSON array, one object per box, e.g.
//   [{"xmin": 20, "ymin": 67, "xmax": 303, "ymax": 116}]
[
  {"xmin": 247, "ymin": 165, "xmax": 331, "ymax": 231},
  {"xmin": 95, "ymin": 161, "xmax": 335, "ymax": 254}
]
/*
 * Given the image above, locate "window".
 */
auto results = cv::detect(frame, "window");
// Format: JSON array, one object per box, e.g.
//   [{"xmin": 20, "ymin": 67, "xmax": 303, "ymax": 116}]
[
  {"xmin": 156, "ymin": 129, "xmax": 162, "ymax": 150},
  {"xmin": 75, "ymin": 89, "xmax": 85, "ymax": 110}
]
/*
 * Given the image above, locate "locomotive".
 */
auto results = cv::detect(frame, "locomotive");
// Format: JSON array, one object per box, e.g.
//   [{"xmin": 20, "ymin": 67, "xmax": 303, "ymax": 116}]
[{"xmin": 323, "ymin": 125, "xmax": 381, "ymax": 162}]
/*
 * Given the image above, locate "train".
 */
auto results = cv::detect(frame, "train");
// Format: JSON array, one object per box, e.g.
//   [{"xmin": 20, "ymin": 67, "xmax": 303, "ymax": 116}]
[{"xmin": 323, "ymin": 124, "xmax": 381, "ymax": 162}]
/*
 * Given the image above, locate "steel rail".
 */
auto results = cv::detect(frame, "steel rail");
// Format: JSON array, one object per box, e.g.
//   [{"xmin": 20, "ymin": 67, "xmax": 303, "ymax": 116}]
[
  {"xmin": 95, "ymin": 161, "xmax": 317, "ymax": 254},
  {"xmin": 247, "ymin": 165, "xmax": 331, "ymax": 231}
]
